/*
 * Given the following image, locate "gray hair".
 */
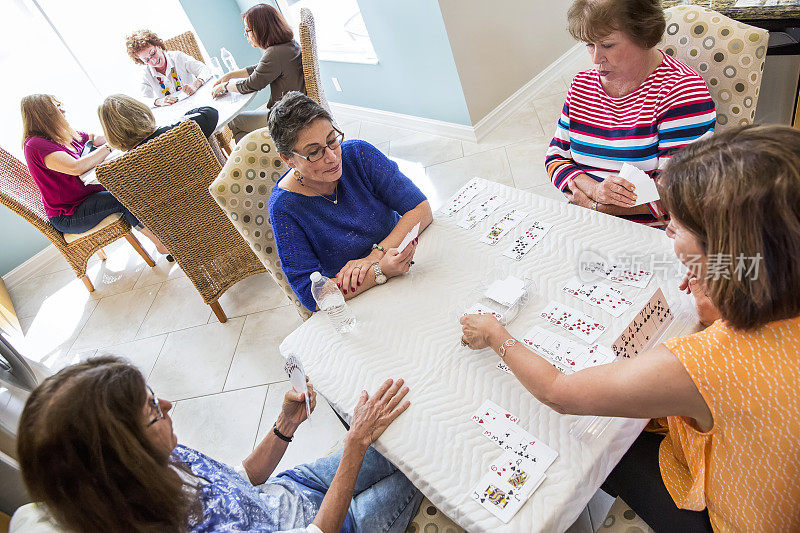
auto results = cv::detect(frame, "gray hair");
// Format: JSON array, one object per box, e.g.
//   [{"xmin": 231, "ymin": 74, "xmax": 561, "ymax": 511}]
[{"xmin": 267, "ymin": 91, "xmax": 332, "ymax": 156}]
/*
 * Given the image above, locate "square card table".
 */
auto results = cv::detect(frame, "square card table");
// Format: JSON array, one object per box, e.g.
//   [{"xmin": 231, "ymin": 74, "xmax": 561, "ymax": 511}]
[{"xmin": 280, "ymin": 178, "xmax": 699, "ymax": 532}]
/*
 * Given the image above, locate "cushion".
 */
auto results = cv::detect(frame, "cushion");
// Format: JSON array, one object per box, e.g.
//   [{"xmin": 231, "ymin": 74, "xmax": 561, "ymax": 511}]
[
  {"xmin": 62, "ymin": 213, "xmax": 122, "ymax": 244},
  {"xmin": 406, "ymin": 497, "xmax": 464, "ymax": 533},
  {"xmin": 209, "ymin": 127, "xmax": 313, "ymax": 320},
  {"xmin": 661, "ymin": 5, "xmax": 768, "ymax": 130},
  {"xmin": 595, "ymin": 497, "xmax": 654, "ymax": 533}
]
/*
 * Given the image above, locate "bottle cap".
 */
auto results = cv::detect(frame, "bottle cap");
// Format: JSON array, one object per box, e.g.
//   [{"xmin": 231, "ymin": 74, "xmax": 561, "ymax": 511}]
[{"xmin": 310, "ymin": 271, "xmax": 321, "ymax": 282}]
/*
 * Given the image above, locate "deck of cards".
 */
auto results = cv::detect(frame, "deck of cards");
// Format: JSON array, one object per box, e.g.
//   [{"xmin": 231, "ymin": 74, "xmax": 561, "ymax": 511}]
[
  {"xmin": 284, "ymin": 353, "xmax": 311, "ymax": 419},
  {"xmin": 470, "ymin": 400, "xmax": 557, "ymax": 522}
]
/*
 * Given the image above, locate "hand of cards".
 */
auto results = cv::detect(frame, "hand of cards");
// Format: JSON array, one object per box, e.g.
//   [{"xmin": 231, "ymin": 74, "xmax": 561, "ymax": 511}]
[
  {"xmin": 611, "ymin": 287, "xmax": 673, "ymax": 358},
  {"xmin": 283, "ymin": 353, "xmax": 311, "ymax": 419},
  {"xmin": 470, "ymin": 400, "xmax": 557, "ymax": 522}
]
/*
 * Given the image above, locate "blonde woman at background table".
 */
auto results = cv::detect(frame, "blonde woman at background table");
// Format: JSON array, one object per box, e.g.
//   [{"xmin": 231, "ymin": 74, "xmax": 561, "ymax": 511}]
[
  {"xmin": 462, "ymin": 125, "xmax": 800, "ymax": 532},
  {"xmin": 212, "ymin": 3, "xmax": 305, "ymax": 142},
  {"xmin": 20, "ymin": 94, "xmax": 170, "ymax": 256},
  {"xmin": 126, "ymin": 29, "xmax": 212, "ymax": 107}
]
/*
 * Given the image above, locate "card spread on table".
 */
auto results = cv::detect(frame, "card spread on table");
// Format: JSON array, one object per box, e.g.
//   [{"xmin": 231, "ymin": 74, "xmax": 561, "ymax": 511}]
[
  {"xmin": 397, "ymin": 222, "xmax": 420, "ymax": 253},
  {"xmin": 457, "ymin": 195, "xmax": 506, "ymax": 229},
  {"xmin": 611, "ymin": 287, "xmax": 673, "ymax": 358},
  {"xmin": 463, "ymin": 303, "xmax": 504, "ymax": 323},
  {"xmin": 560, "ymin": 276, "xmax": 633, "ymax": 318},
  {"xmin": 472, "ymin": 453, "xmax": 547, "ymax": 523},
  {"xmin": 284, "ymin": 354, "xmax": 311, "ymax": 419},
  {"xmin": 485, "ymin": 276, "xmax": 526, "ymax": 307},
  {"xmin": 480, "ymin": 209, "xmax": 528, "ymax": 245},
  {"xmin": 539, "ymin": 302, "xmax": 607, "ymax": 343},
  {"xmin": 521, "ymin": 326, "xmax": 588, "ymax": 373},
  {"xmin": 471, "ymin": 400, "xmax": 520, "ymax": 428},
  {"xmin": 441, "ymin": 178, "xmax": 486, "ymax": 216},
  {"xmin": 618, "ymin": 163, "xmax": 660, "ymax": 207},
  {"xmin": 580, "ymin": 260, "xmax": 653, "ymax": 289},
  {"xmin": 502, "ymin": 220, "xmax": 554, "ymax": 261}
]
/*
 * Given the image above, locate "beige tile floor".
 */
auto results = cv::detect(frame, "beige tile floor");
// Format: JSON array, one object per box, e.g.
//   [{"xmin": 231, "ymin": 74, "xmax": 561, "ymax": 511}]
[{"xmin": 8, "ymin": 50, "xmax": 614, "ymax": 532}]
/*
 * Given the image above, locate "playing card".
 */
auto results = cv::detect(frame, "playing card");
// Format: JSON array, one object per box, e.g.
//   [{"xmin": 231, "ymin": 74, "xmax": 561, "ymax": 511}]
[
  {"xmin": 496, "ymin": 361, "xmax": 512, "ymax": 374},
  {"xmin": 611, "ymin": 287, "xmax": 673, "ymax": 358},
  {"xmin": 502, "ymin": 220, "xmax": 554, "ymax": 261},
  {"xmin": 486, "ymin": 422, "xmax": 558, "ymax": 469},
  {"xmin": 539, "ymin": 302, "xmax": 606, "ymax": 343},
  {"xmin": 441, "ymin": 178, "xmax": 486, "ymax": 216},
  {"xmin": 588, "ymin": 283, "xmax": 633, "ymax": 317},
  {"xmin": 580, "ymin": 343, "xmax": 616, "ymax": 369},
  {"xmin": 471, "ymin": 470, "xmax": 539, "ymax": 523},
  {"xmin": 463, "ymin": 303, "xmax": 504, "ymax": 323},
  {"xmin": 397, "ymin": 222, "xmax": 420, "ymax": 253},
  {"xmin": 488, "ymin": 450, "xmax": 548, "ymax": 498},
  {"xmin": 457, "ymin": 195, "xmax": 506, "ymax": 229},
  {"xmin": 471, "ymin": 400, "xmax": 519, "ymax": 428},
  {"xmin": 619, "ymin": 163, "xmax": 660, "ymax": 206},
  {"xmin": 284, "ymin": 353, "xmax": 311, "ymax": 419},
  {"xmin": 480, "ymin": 209, "xmax": 527, "ymax": 245},
  {"xmin": 580, "ymin": 259, "xmax": 653, "ymax": 289}
]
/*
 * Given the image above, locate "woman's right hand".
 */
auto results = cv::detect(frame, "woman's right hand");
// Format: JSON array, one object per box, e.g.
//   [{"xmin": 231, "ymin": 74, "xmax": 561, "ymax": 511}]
[
  {"xmin": 346, "ymin": 379, "xmax": 410, "ymax": 450},
  {"xmin": 156, "ymin": 95, "xmax": 178, "ymax": 106},
  {"xmin": 378, "ymin": 239, "xmax": 417, "ymax": 278},
  {"xmin": 213, "ymin": 72, "xmax": 232, "ymax": 86},
  {"xmin": 591, "ymin": 176, "xmax": 637, "ymax": 207}
]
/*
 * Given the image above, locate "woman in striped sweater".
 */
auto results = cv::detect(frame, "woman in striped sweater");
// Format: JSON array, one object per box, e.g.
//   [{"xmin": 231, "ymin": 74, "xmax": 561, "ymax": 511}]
[{"xmin": 546, "ymin": 0, "xmax": 716, "ymax": 228}]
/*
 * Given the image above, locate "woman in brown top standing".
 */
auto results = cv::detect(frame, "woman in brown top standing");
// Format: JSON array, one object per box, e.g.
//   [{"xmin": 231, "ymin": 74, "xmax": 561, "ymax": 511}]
[{"xmin": 212, "ymin": 3, "xmax": 305, "ymax": 142}]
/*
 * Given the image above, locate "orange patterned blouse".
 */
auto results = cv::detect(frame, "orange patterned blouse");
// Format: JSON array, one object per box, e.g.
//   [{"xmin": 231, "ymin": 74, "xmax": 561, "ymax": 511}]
[{"xmin": 659, "ymin": 316, "xmax": 800, "ymax": 532}]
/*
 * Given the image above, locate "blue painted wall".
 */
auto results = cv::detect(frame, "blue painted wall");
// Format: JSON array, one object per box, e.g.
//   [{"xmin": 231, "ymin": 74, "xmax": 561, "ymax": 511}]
[
  {"xmin": 179, "ymin": 0, "xmax": 270, "ymax": 110},
  {"xmin": 0, "ymin": 210, "xmax": 50, "ymax": 277},
  {"xmin": 220, "ymin": 0, "xmax": 470, "ymax": 125}
]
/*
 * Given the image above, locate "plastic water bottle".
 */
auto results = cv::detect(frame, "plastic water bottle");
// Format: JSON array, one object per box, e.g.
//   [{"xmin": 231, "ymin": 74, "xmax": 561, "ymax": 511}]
[
  {"xmin": 310, "ymin": 272, "xmax": 356, "ymax": 333},
  {"xmin": 220, "ymin": 47, "xmax": 238, "ymax": 72}
]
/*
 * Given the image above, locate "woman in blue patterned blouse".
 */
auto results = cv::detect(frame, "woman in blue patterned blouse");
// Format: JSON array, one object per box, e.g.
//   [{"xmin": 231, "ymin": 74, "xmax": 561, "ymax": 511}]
[
  {"xmin": 268, "ymin": 92, "xmax": 434, "ymax": 312},
  {"xmin": 14, "ymin": 357, "xmax": 422, "ymax": 532}
]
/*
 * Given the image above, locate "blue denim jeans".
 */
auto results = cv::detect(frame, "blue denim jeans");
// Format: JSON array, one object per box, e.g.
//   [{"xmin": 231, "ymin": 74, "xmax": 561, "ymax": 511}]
[
  {"xmin": 293, "ymin": 446, "xmax": 423, "ymax": 533},
  {"xmin": 49, "ymin": 191, "xmax": 140, "ymax": 233}
]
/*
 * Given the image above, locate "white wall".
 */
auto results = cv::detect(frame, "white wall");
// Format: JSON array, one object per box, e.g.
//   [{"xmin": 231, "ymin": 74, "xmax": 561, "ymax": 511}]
[{"xmin": 438, "ymin": 0, "xmax": 576, "ymax": 124}]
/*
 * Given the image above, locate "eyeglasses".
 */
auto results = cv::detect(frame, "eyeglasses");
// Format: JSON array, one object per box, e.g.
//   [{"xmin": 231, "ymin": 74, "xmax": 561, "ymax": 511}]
[
  {"xmin": 145, "ymin": 385, "xmax": 164, "ymax": 428},
  {"xmin": 141, "ymin": 47, "xmax": 159, "ymax": 64},
  {"xmin": 293, "ymin": 130, "xmax": 345, "ymax": 163},
  {"xmin": 244, "ymin": 27, "xmax": 254, "ymax": 35}
]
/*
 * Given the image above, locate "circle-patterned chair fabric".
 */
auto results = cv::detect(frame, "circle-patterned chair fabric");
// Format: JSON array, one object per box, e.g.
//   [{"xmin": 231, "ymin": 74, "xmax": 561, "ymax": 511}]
[
  {"xmin": 209, "ymin": 127, "xmax": 313, "ymax": 320},
  {"xmin": 406, "ymin": 497, "xmax": 464, "ymax": 533},
  {"xmin": 596, "ymin": 497, "xmax": 654, "ymax": 533},
  {"xmin": 660, "ymin": 5, "xmax": 768, "ymax": 131}
]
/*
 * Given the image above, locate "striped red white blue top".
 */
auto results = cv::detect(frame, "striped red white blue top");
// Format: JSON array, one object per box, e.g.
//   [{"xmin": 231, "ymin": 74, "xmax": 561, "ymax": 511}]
[{"xmin": 545, "ymin": 52, "xmax": 716, "ymax": 228}]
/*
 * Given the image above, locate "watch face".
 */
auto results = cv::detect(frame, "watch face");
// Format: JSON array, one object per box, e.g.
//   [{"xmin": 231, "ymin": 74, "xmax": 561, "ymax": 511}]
[{"xmin": 376, "ymin": 274, "xmax": 387, "ymax": 284}]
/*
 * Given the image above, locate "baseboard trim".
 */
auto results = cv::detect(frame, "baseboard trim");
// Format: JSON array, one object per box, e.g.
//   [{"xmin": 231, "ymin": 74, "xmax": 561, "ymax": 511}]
[
  {"xmin": 2, "ymin": 245, "xmax": 60, "ymax": 289},
  {"xmin": 329, "ymin": 102, "xmax": 478, "ymax": 143},
  {"xmin": 473, "ymin": 43, "xmax": 584, "ymax": 142}
]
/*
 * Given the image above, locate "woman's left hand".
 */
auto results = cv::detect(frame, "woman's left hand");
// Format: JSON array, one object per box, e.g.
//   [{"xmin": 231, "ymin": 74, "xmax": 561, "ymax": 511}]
[
  {"xmin": 565, "ymin": 179, "xmax": 594, "ymax": 209},
  {"xmin": 211, "ymin": 81, "xmax": 229, "ymax": 98},
  {"xmin": 336, "ymin": 250, "xmax": 384, "ymax": 293},
  {"xmin": 280, "ymin": 377, "xmax": 317, "ymax": 429},
  {"xmin": 460, "ymin": 314, "xmax": 505, "ymax": 350}
]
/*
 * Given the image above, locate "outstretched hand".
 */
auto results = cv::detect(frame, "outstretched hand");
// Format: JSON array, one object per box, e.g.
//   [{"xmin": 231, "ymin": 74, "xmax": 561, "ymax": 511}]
[{"xmin": 347, "ymin": 379, "xmax": 410, "ymax": 450}]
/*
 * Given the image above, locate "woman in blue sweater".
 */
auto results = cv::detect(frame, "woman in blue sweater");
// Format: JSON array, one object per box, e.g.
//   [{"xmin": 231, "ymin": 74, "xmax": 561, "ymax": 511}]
[{"xmin": 268, "ymin": 92, "xmax": 433, "ymax": 311}]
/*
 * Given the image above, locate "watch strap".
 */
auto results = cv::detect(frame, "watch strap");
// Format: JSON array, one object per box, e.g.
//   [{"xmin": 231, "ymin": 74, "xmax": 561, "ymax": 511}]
[{"xmin": 372, "ymin": 262, "xmax": 386, "ymax": 284}]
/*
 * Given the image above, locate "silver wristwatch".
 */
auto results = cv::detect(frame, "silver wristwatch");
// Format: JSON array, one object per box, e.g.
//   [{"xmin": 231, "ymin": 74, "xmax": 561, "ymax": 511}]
[
  {"xmin": 498, "ymin": 338, "xmax": 517, "ymax": 358},
  {"xmin": 372, "ymin": 262, "xmax": 387, "ymax": 284}
]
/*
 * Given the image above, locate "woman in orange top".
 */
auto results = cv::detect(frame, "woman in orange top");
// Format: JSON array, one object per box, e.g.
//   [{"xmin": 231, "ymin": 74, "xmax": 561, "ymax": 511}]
[{"xmin": 461, "ymin": 124, "xmax": 800, "ymax": 532}]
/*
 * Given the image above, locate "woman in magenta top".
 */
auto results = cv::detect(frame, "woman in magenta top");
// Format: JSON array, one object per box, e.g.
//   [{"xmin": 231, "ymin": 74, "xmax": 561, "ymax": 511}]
[{"xmin": 21, "ymin": 94, "xmax": 169, "ymax": 255}]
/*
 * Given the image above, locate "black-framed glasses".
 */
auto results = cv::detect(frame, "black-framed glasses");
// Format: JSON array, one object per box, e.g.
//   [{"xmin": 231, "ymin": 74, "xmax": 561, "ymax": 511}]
[
  {"xmin": 293, "ymin": 129, "xmax": 344, "ymax": 163},
  {"xmin": 145, "ymin": 385, "xmax": 164, "ymax": 428}
]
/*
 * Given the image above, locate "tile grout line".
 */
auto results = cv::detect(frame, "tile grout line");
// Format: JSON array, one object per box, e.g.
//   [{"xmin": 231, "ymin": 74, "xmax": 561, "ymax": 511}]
[
  {"xmin": 251, "ymin": 383, "xmax": 271, "ymax": 452},
  {"xmin": 171, "ymin": 380, "xmax": 287, "ymax": 404},
  {"xmin": 220, "ymin": 315, "xmax": 247, "ymax": 391},
  {"xmin": 145, "ymin": 334, "xmax": 170, "ymax": 382}
]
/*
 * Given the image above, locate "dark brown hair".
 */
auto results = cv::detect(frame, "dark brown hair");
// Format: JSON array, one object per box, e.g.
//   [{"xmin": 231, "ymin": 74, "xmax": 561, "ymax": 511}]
[
  {"xmin": 126, "ymin": 29, "xmax": 166, "ymax": 64},
  {"xmin": 20, "ymin": 94, "xmax": 80, "ymax": 147},
  {"xmin": 243, "ymin": 3, "xmax": 294, "ymax": 49},
  {"xmin": 17, "ymin": 357, "xmax": 199, "ymax": 532},
  {"xmin": 567, "ymin": 0, "xmax": 666, "ymax": 49},
  {"xmin": 660, "ymin": 125, "xmax": 800, "ymax": 330}
]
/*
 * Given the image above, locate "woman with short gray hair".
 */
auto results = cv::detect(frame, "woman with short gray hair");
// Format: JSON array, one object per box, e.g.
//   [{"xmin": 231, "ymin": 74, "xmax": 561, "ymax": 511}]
[{"xmin": 267, "ymin": 92, "xmax": 433, "ymax": 312}]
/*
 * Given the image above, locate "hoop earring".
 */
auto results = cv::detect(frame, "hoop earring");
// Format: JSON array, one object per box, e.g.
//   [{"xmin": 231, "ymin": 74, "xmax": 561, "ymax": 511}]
[{"xmin": 293, "ymin": 169, "xmax": 304, "ymax": 186}]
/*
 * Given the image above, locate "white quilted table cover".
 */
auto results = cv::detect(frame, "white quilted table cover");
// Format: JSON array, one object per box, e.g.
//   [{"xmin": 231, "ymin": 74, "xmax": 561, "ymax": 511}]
[{"xmin": 280, "ymin": 179, "xmax": 697, "ymax": 532}]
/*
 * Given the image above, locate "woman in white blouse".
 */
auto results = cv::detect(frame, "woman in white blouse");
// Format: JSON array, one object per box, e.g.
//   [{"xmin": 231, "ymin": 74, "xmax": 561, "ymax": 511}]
[{"xmin": 125, "ymin": 29, "xmax": 212, "ymax": 107}]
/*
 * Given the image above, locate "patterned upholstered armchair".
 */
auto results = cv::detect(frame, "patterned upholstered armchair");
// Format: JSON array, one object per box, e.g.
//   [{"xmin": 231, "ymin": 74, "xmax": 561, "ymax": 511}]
[{"xmin": 660, "ymin": 5, "xmax": 768, "ymax": 130}]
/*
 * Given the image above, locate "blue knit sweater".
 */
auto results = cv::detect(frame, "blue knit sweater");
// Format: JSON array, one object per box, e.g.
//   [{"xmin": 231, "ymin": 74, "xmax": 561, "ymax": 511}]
[{"xmin": 268, "ymin": 139, "xmax": 427, "ymax": 310}]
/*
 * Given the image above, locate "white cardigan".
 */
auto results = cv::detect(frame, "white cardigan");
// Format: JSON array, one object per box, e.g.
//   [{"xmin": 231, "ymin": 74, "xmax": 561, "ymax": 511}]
[{"xmin": 139, "ymin": 49, "xmax": 212, "ymax": 103}]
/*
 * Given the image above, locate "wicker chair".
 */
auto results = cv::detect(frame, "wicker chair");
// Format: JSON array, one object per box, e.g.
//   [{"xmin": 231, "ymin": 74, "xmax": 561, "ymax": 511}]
[
  {"xmin": 164, "ymin": 31, "xmax": 235, "ymax": 156},
  {"xmin": 95, "ymin": 120, "xmax": 265, "ymax": 323},
  {"xmin": 660, "ymin": 5, "xmax": 768, "ymax": 131},
  {"xmin": 299, "ymin": 8, "xmax": 333, "ymax": 115},
  {"xmin": 208, "ymin": 128, "xmax": 312, "ymax": 320},
  {"xmin": 0, "ymin": 147, "xmax": 155, "ymax": 292}
]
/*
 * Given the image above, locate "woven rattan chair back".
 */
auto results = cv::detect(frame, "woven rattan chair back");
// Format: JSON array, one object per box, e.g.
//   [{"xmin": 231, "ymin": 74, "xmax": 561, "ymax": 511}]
[
  {"xmin": 95, "ymin": 120, "xmax": 265, "ymax": 321},
  {"xmin": 164, "ymin": 31, "xmax": 203, "ymax": 63},
  {"xmin": 0, "ymin": 146, "xmax": 153, "ymax": 290},
  {"xmin": 299, "ymin": 8, "xmax": 332, "ymax": 115}
]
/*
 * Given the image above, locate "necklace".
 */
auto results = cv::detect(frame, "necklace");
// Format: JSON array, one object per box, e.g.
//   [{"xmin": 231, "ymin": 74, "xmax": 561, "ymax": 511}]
[{"xmin": 307, "ymin": 181, "xmax": 338, "ymax": 204}]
